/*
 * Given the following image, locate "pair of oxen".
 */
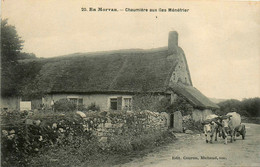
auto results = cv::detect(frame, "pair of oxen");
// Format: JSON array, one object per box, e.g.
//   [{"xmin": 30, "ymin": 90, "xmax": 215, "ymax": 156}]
[{"xmin": 202, "ymin": 112, "xmax": 246, "ymax": 144}]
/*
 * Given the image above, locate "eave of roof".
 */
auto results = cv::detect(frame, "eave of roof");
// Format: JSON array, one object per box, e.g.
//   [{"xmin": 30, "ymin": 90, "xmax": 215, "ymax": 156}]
[{"xmin": 168, "ymin": 84, "xmax": 220, "ymax": 109}]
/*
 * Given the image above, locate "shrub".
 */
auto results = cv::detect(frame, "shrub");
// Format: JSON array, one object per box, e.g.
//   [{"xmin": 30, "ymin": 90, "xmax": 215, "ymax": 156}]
[
  {"xmin": 132, "ymin": 93, "xmax": 161, "ymax": 112},
  {"xmin": 183, "ymin": 118, "xmax": 203, "ymax": 132},
  {"xmin": 87, "ymin": 103, "xmax": 100, "ymax": 111},
  {"xmin": 77, "ymin": 104, "xmax": 88, "ymax": 111},
  {"xmin": 27, "ymin": 137, "xmax": 100, "ymax": 167},
  {"xmin": 107, "ymin": 130, "xmax": 175, "ymax": 154},
  {"xmin": 133, "ymin": 93, "xmax": 194, "ymax": 115},
  {"xmin": 109, "ymin": 135, "xmax": 133, "ymax": 153},
  {"xmin": 53, "ymin": 98, "xmax": 77, "ymax": 112}
]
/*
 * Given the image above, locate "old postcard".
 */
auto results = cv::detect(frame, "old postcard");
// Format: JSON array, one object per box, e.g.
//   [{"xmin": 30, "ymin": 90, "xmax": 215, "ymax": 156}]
[{"xmin": 1, "ymin": 0, "xmax": 260, "ymax": 167}]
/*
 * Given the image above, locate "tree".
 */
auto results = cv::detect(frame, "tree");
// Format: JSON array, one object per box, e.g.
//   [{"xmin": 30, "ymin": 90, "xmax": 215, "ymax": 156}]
[
  {"xmin": 1, "ymin": 19, "xmax": 24, "ymax": 63},
  {"xmin": 217, "ymin": 99, "xmax": 242, "ymax": 115},
  {"xmin": 18, "ymin": 52, "xmax": 36, "ymax": 60},
  {"xmin": 241, "ymin": 98, "xmax": 260, "ymax": 117},
  {"xmin": 217, "ymin": 98, "xmax": 260, "ymax": 117},
  {"xmin": 1, "ymin": 19, "xmax": 24, "ymax": 96}
]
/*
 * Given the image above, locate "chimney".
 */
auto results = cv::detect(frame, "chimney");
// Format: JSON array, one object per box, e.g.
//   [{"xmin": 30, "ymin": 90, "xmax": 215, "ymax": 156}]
[{"xmin": 168, "ymin": 31, "xmax": 178, "ymax": 54}]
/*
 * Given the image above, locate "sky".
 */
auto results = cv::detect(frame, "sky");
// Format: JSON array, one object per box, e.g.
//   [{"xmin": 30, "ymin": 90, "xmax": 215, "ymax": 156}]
[{"xmin": 2, "ymin": 0, "xmax": 260, "ymax": 100}]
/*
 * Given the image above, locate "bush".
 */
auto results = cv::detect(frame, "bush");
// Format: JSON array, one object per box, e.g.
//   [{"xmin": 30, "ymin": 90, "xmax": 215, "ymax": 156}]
[
  {"xmin": 132, "ymin": 93, "xmax": 161, "ymax": 112},
  {"xmin": 87, "ymin": 103, "xmax": 100, "ymax": 111},
  {"xmin": 132, "ymin": 93, "xmax": 194, "ymax": 115},
  {"xmin": 183, "ymin": 118, "xmax": 203, "ymax": 132},
  {"xmin": 77, "ymin": 104, "xmax": 88, "ymax": 111},
  {"xmin": 27, "ymin": 137, "xmax": 100, "ymax": 167},
  {"xmin": 109, "ymin": 130, "xmax": 176, "ymax": 153},
  {"xmin": 53, "ymin": 98, "xmax": 77, "ymax": 112}
]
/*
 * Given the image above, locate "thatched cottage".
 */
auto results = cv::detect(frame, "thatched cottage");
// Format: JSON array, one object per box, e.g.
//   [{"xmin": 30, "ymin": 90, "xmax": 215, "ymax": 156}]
[{"xmin": 1, "ymin": 31, "xmax": 218, "ymax": 122}]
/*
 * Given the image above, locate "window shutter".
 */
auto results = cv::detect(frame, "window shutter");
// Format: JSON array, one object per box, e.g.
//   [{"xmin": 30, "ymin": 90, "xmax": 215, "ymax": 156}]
[{"xmin": 117, "ymin": 97, "xmax": 122, "ymax": 110}]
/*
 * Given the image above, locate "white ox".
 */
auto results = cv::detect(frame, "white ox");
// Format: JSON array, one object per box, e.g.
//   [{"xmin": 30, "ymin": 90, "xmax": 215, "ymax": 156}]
[
  {"xmin": 203, "ymin": 114, "xmax": 221, "ymax": 143},
  {"xmin": 221, "ymin": 112, "xmax": 241, "ymax": 144}
]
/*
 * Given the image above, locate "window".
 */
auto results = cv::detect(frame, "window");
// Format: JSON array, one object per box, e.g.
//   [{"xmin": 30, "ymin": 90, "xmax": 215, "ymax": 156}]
[
  {"xmin": 78, "ymin": 98, "xmax": 83, "ymax": 105},
  {"xmin": 68, "ymin": 98, "xmax": 83, "ymax": 108},
  {"xmin": 124, "ymin": 98, "xmax": 132, "ymax": 111},
  {"xmin": 69, "ymin": 98, "xmax": 78, "ymax": 104},
  {"xmin": 110, "ymin": 98, "xmax": 118, "ymax": 110},
  {"xmin": 109, "ymin": 97, "xmax": 125, "ymax": 110}
]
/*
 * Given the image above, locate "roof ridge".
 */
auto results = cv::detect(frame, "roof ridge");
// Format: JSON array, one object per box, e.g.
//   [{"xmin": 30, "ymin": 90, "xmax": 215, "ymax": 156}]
[{"xmin": 45, "ymin": 47, "xmax": 168, "ymax": 60}]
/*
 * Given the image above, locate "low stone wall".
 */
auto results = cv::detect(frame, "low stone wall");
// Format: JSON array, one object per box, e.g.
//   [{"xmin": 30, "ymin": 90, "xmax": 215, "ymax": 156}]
[
  {"xmin": 83, "ymin": 110, "xmax": 168, "ymax": 143},
  {"xmin": 1, "ymin": 110, "xmax": 168, "ymax": 156}
]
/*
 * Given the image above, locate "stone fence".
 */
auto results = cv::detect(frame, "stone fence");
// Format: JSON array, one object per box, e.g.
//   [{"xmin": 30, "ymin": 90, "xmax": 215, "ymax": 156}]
[
  {"xmin": 1, "ymin": 110, "xmax": 169, "ymax": 166},
  {"xmin": 1, "ymin": 110, "xmax": 168, "ymax": 153},
  {"xmin": 81, "ymin": 110, "xmax": 168, "ymax": 143}
]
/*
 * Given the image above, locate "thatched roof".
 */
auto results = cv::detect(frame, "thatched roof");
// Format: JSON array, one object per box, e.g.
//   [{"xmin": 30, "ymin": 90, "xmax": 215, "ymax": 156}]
[
  {"xmin": 169, "ymin": 85, "xmax": 219, "ymax": 109},
  {"xmin": 22, "ymin": 47, "xmax": 177, "ymax": 94}
]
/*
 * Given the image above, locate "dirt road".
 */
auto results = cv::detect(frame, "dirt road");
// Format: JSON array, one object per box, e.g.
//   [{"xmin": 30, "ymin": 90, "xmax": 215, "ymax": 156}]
[{"xmin": 116, "ymin": 123, "xmax": 260, "ymax": 167}]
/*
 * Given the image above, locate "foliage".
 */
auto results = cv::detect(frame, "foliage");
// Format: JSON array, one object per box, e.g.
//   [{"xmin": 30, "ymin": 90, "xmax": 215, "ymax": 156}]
[
  {"xmin": 18, "ymin": 52, "xmax": 37, "ymax": 60},
  {"xmin": 154, "ymin": 97, "xmax": 171, "ymax": 113},
  {"xmin": 28, "ymin": 130, "xmax": 175, "ymax": 167},
  {"xmin": 1, "ymin": 111, "xmax": 91, "ymax": 167},
  {"xmin": 132, "ymin": 93, "xmax": 194, "ymax": 115},
  {"xmin": 156, "ymin": 95, "xmax": 193, "ymax": 115},
  {"xmin": 1, "ymin": 19, "xmax": 23, "ymax": 96},
  {"xmin": 1, "ymin": 19, "xmax": 38, "ymax": 97},
  {"xmin": 53, "ymin": 98, "xmax": 77, "ymax": 112},
  {"xmin": 132, "ymin": 93, "xmax": 174, "ymax": 112},
  {"xmin": 217, "ymin": 97, "xmax": 260, "ymax": 117},
  {"xmin": 241, "ymin": 117, "xmax": 260, "ymax": 124},
  {"xmin": 241, "ymin": 98, "xmax": 260, "ymax": 117},
  {"xmin": 86, "ymin": 102, "xmax": 101, "ymax": 111},
  {"xmin": 183, "ymin": 119, "xmax": 203, "ymax": 132},
  {"xmin": 18, "ymin": 61, "xmax": 45, "ymax": 99},
  {"xmin": 109, "ymin": 130, "xmax": 175, "ymax": 153},
  {"xmin": 27, "ymin": 137, "xmax": 100, "ymax": 167},
  {"xmin": 132, "ymin": 93, "xmax": 161, "ymax": 112},
  {"xmin": 169, "ymin": 96, "xmax": 194, "ymax": 116},
  {"xmin": 1, "ymin": 19, "xmax": 24, "ymax": 63},
  {"xmin": 76, "ymin": 104, "xmax": 87, "ymax": 111}
]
